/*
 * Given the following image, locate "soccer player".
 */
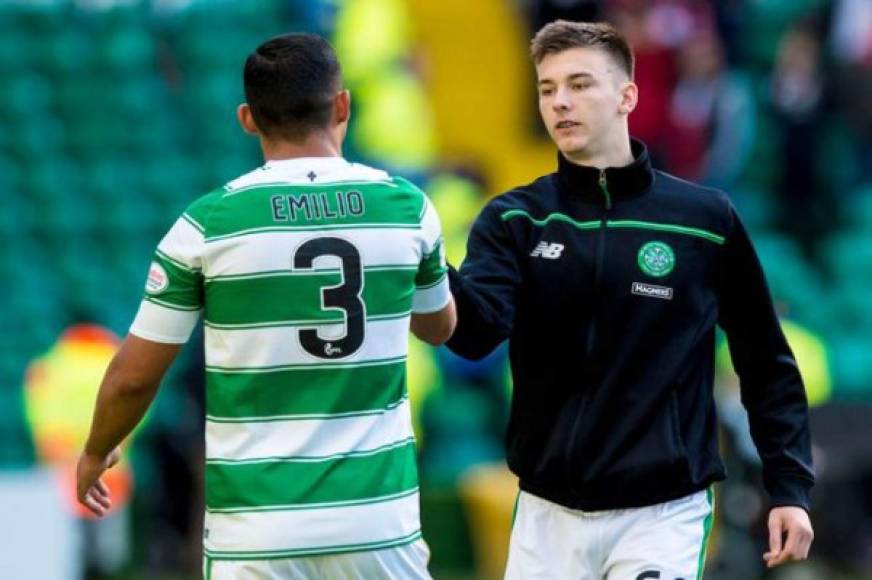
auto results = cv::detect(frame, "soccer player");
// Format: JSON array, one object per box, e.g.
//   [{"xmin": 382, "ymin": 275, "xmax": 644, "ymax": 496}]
[
  {"xmin": 76, "ymin": 33, "xmax": 454, "ymax": 579},
  {"xmin": 446, "ymin": 21, "xmax": 814, "ymax": 579}
]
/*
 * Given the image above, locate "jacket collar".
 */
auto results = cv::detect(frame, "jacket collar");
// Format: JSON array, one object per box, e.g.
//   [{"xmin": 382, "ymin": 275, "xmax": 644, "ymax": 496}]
[{"xmin": 556, "ymin": 138, "xmax": 654, "ymax": 206}]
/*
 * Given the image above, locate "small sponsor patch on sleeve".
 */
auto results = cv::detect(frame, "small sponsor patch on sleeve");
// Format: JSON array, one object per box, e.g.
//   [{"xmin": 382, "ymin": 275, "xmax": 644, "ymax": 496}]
[{"xmin": 145, "ymin": 262, "xmax": 169, "ymax": 294}]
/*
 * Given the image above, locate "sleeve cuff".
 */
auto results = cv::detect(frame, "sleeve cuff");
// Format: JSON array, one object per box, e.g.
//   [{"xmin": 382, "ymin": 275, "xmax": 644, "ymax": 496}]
[
  {"xmin": 412, "ymin": 275, "xmax": 450, "ymax": 313},
  {"xmin": 129, "ymin": 300, "xmax": 199, "ymax": 344},
  {"xmin": 767, "ymin": 476, "xmax": 813, "ymax": 512}
]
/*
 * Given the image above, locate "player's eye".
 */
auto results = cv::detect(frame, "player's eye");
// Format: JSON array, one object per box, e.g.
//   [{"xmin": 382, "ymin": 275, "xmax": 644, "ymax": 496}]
[{"xmin": 539, "ymin": 88, "xmax": 554, "ymax": 96}]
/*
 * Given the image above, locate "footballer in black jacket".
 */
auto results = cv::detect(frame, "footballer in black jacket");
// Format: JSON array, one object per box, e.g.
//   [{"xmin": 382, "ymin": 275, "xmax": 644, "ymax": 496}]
[{"xmin": 447, "ymin": 20, "xmax": 814, "ymax": 577}]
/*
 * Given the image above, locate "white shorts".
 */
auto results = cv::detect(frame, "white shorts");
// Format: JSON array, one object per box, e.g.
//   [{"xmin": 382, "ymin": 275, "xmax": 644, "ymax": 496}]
[
  {"xmin": 505, "ymin": 489, "xmax": 714, "ymax": 580},
  {"xmin": 204, "ymin": 539, "xmax": 431, "ymax": 580}
]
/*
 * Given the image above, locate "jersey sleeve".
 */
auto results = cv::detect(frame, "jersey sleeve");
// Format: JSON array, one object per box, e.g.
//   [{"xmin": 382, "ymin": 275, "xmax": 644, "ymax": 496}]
[
  {"xmin": 412, "ymin": 196, "xmax": 450, "ymax": 313},
  {"xmin": 716, "ymin": 202, "xmax": 814, "ymax": 509},
  {"xmin": 129, "ymin": 211, "xmax": 205, "ymax": 344}
]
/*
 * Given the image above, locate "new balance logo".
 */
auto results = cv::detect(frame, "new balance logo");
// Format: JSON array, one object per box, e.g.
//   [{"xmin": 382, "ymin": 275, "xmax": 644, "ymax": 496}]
[
  {"xmin": 530, "ymin": 242, "xmax": 565, "ymax": 259},
  {"xmin": 631, "ymin": 282, "xmax": 673, "ymax": 300}
]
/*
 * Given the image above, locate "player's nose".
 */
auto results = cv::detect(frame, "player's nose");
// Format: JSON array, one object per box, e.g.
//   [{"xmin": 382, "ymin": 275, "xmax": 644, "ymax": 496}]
[{"xmin": 552, "ymin": 87, "xmax": 572, "ymax": 111}]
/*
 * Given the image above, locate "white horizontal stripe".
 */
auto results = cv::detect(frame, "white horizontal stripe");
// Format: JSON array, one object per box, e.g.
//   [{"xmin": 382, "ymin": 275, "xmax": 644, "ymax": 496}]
[
  {"xmin": 205, "ymin": 228, "xmax": 427, "ymax": 278},
  {"xmin": 225, "ymin": 158, "xmax": 390, "ymax": 192},
  {"xmin": 203, "ymin": 490, "xmax": 420, "ymax": 554},
  {"xmin": 223, "ymin": 179, "xmax": 399, "ymax": 197},
  {"xmin": 157, "ymin": 216, "xmax": 204, "ymax": 270},
  {"xmin": 206, "ymin": 399, "xmax": 414, "ymax": 462},
  {"xmin": 412, "ymin": 276, "xmax": 450, "ymax": 313},
  {"xmin": 420, "ymin": 197, "xmax": 443, "ymax": 255},
  {"xmin": 204, "ymin": 316, "xmax": 409, "ymax": 369},
  {"xmin": 129, "ymin": 300, "xmax": 200, "ymax": 344}
]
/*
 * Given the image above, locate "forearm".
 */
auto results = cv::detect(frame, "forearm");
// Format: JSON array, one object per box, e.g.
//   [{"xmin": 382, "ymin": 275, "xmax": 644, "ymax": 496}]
[
  {"xmin": 84, "ymin": 373, "xmax": 158, "ymax": 458},
  {"xmin": 444, "ymin": 266, "xmax": 511, "ymax": 360},
  {"xmin": 742, "ymin": 364, "xmax": 814, "ymax": 508}
]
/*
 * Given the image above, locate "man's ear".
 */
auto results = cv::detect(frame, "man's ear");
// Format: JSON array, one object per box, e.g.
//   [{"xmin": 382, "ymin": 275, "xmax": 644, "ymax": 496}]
[
  {"xmin": 334, "ymin": 90, "xmax": 351, "ymax": 125},
  {"xmin": 618, "ymin": 81, "xmax": 638, "ymax": 116},
  {"xmin": 237, "ymin": 103, "xmax": 261, "ymax": 135}
]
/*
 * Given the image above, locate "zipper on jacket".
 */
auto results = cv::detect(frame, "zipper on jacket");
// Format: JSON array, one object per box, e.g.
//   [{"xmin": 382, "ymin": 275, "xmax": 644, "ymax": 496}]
[
  {"xmin": 584, "ymin": 171, "xmax": 611, "ymax": 363},
  {"xmin": 598, "ymin": 169, "xmax": 612, "ymax": 210}
]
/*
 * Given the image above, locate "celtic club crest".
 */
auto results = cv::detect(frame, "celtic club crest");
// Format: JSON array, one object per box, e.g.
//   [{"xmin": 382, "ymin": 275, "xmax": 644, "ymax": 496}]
[{"xmin": 637, "ymin": 241, "xmax": 675, "ymax": 277}]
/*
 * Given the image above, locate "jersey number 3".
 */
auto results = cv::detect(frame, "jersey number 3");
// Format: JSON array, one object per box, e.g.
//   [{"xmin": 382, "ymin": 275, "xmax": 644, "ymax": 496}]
[{"xmin": 293, "ymin": 237, "xmax": 365, "ymax": 359}]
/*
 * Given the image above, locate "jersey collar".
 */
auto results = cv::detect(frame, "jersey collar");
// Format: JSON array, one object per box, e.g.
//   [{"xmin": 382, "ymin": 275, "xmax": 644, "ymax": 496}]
[{"xmin": 556, "ymin": 138, "xmax": 655, "ymax": 206}]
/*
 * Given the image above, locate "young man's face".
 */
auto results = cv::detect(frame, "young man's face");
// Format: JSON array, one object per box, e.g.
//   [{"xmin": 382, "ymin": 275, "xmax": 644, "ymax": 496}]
[{"xmin": 536, "ymin": 47, "xmax": 633, "ymax": 159}]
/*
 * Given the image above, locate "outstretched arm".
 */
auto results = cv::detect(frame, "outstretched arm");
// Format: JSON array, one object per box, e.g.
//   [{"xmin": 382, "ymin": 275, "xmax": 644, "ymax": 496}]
[{"xmin": 446, "ymin": 202, "xmax": 522, "ymax": 360}]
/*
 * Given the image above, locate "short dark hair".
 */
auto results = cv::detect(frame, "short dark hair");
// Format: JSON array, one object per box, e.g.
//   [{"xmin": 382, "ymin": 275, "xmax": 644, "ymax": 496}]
[
  {"xmin": 530, "ymin": 21, "xmax": 634, "ymax": 79},
  {"xmin": 243, "ymin": 33, "xmax": 341, "ymax": 141}
]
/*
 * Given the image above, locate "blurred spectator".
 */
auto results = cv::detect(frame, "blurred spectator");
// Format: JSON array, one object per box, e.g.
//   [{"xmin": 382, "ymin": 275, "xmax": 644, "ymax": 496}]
[
  {"xmin": 663, "ymin": 29, "xmax": 755, "ymax": 189},
  {"xmin": 609, "ymin": 0, "xmax": 680, "ymax": 165},
  {"xmin": 768, "ymin": 23, "xmax": 833, "ymax": 254},
  {"xmin": 24, "ymin": 325, "xmax": 135, "ymax": 578},
  {"xmin": 830, "ymin": 0, "xmax": 872, "ymax": 181}
]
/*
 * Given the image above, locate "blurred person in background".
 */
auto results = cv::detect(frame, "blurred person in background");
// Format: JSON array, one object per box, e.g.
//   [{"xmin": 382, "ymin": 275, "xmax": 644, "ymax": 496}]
[
  {"xmin": 20, "ymin": 325, "xmax": 135, "ymax": 579},
  {"xmin": 607, "ymin": 0, "xmax": 710, "ymax": 166},
  {"xmin": 768, "ymin": 23, "xmax": 833, "ymax": 255},
  {"xmin": 663, "ymin": 28, "xmax": 755, "ymax": 190},
  {"xmin": 75, "ymin": 32, "xmax": 455, "ymax": 579},
  {"xmin": 829, "ymin": 0, "xmax": 872, "ymax": 182},
  {"xmin": 446, "ymin": 20, "xmax": 814, "ymax": 579}
]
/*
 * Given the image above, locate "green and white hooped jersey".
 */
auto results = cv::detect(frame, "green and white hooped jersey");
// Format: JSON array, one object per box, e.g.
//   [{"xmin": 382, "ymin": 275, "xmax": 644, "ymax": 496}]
[{"xmin": 130, "ymin": 157, "xmax": 449, "ymax": 561}]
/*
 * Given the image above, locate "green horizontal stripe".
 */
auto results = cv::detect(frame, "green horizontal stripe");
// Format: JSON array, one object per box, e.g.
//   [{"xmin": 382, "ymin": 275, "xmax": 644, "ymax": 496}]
[
  {"xmin": 203, "ymin": 310, "xmax": 410, "ymax": 330},
  {"xmin": 416, "ymin": 240, "xmax": 446, "ymax": 287},
  {"xmin": 206, "ymin": 355, "xmax": 406, "ymax": 373},
  {"xmin": 206, "ymin": 487, "xmax": 419, "ymax": 514},
  {"xmin": 206, "ymin": 394, "xmax": 407, "ymax": 424},
  {"xmin": 148, "ymin": 252, "xmax": 203, "ymax": 309},
  {"xmin": 205, "ymin": 530, "xmax": 422, "ymax": 561},
  {"xmin": 205, "ymin": 439, "xmax": 418, "ymax": 509},
  {"xmin": 206, "ymin": 358, "xmax": 406, "ymax": 418},
  {"xmin": 155, "ymin": 249, "xmax": 200, "ymax": 274},
  {"xmin": 205, "ymin": 264, "xmax": 418, "ymax": 283},
  {"xmin": 501, "ymin": 210, "xmax": 725, "ymax": 244},
  {"xmin": 416, "ymin": 271, "xmax": 447, "ymax": 290},
  {"xmin": 607, "ymin": 220, "xmax": 725, "ymax": 244},
  {"xmin": 502, "ymin": 209, "xmax": 599, "ymax": 230},
  {"xmin": 204, "ymin": 268, "xmax": 416, "ymax": 326},
  {"xmin": 202, "ymin": 182, "xmax": 425, "ymax": 239}
]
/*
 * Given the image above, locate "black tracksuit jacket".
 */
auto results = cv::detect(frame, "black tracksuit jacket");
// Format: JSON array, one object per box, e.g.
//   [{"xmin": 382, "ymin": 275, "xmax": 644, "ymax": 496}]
[{"xmin": 446, "ymin": 139, "xmax": 814, "ymax": 511}]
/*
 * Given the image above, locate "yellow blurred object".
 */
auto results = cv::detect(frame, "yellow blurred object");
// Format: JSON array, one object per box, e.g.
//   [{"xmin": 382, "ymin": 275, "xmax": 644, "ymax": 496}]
[
  {"xmin": 426, "ymin": 172, "xmax": 483, "ymax": 265},
  {"xmin": 355, "ymin": 70, "xmax": 439, "ymax": 172},
  {"xmin": 716, "ymin": 319, "xmax": 832, "ymax": 407},
  {"xmin": 23, "ymin": 325, "xmax": 135, "ymax": 518},
  {"xmin": 334, "ymin": 0, "xmax": 413, "ymax": 85},
  {"xmin": 408, "ymin": 0, "xmax": 556, "ymax": 194},
  {"xmin": 458, "ymin": 463, "xmax": 518, "ymax": 580},
  {"xmin": 406, "ymin": 335, "xmax": 441, "ymax": 446}
]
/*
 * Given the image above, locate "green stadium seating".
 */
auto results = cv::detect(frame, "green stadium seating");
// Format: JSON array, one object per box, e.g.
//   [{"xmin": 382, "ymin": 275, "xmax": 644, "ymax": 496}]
[
  {"xmin": 824, "ymin": 233, "xmax": 872, "ymax": 283},
  {"xmin": 0, "ymin": 74, "xmax": 53, "ymax": 122},
  {"xmin": 829, "ymin": 334, "xmax": 872, "ymax": 400}
]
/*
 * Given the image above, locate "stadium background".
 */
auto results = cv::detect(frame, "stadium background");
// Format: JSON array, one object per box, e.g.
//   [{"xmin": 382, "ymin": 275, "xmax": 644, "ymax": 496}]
[{"xmin": 0, "ymin": 0, "xmax": 870, "ymax": 578}]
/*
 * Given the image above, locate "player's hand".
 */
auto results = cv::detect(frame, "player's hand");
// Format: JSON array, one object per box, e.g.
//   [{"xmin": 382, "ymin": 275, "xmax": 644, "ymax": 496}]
[
  {"xmin": 763, "ymin": 506, "xmax": 814, "ymax": 567},
  {"xmin": 76, "ymin": 447, "xmax": 121, "ymax": 517}
]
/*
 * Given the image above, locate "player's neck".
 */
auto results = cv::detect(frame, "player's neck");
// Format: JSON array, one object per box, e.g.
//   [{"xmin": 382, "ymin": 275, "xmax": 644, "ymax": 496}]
[
  {"xmin": 260, "ymin": 132, "xmax": 342, "ymax": 162},
  {"xmin": 563, "ymin": 128, "xmax": 633, "ymax": 169}
]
